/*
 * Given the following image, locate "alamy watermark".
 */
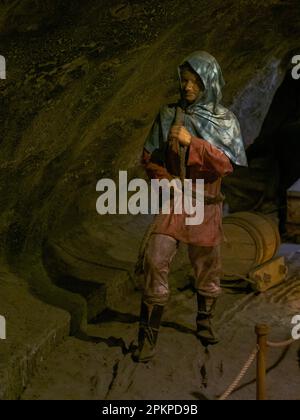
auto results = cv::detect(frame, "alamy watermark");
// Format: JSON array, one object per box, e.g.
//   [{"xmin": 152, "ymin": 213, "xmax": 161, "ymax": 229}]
[
  {"xmin": 96, "ymin": 171, "xmax": 205, "ymax": 225},
  {"xmin": 0, "ymin": 315, "xmax": 6, "ymax": 340},
  {"xmin": 0, "ymin": 55, "xmax": 6, "ymax": 79},
  {"xmin": 0, "ymin": 56, "xmax": 6, "ymax": 340},
  {"xmin": 291, "ymin": 55, "xmax": 300, "ymax": 80},
  {"xmin": 291, "ymin": 314, "xmax": 300, "ymax": 340}
]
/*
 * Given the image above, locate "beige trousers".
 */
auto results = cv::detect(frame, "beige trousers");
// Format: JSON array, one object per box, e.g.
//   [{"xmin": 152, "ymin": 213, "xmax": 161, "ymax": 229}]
[{"xmin": 143, "ymin": 233, "xmax": 222, "ymax": 305}]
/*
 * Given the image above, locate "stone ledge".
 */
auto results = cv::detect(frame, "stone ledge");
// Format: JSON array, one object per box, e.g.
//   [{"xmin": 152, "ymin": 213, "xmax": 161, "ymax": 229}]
[{"xmin": 0, "ymin": 266, "xmax": 70, "ymax": 400}]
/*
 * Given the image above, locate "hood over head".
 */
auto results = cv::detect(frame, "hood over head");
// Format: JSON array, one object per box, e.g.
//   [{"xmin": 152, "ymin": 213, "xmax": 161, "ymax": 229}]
[{"xmin": 144, "ymin": 50, "xmax": 248, "ymax": 167}]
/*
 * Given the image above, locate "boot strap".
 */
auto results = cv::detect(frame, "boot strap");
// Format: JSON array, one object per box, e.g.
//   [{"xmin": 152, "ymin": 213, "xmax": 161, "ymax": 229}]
[{"xmin": 141, "ymin": 325, "xmax": 157, "ymax": 346}]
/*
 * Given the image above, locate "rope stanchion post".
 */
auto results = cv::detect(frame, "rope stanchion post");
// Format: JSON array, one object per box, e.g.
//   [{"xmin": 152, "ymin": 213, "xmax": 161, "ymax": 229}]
[
  {"xmin": 255, "ymin": 324, "xmax": 269, "ymax": 400},
  {"xmin": 219, "ymin": 325, "xmax": 299, "ymax": 401}
]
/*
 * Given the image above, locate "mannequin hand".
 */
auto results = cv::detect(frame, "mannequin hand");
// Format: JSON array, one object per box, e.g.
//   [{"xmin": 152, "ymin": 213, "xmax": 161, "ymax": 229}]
[{"xmin": 169, "ymin": 126, "xmax": 192, "ymax": 146}]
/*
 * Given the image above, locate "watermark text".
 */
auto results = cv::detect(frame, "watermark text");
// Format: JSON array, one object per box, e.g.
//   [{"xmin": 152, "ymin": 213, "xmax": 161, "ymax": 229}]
[
  {"xmin": 96, "ymin": 171, "xmax": 205, "ymax": 225},
  {"xmin": 0, "ymin": 315, "xmax": 6, "ymax": 340},
  {"xmin": 0, "ymin": 55, "xmax": 6, "ymax": 79},
  {"xmin": 291, "ymin": 315, "xmax": 300, "ymax": 340},
  {"xmin": 291, "ymin": 55, "xmax": 300, "ymax": 80}
]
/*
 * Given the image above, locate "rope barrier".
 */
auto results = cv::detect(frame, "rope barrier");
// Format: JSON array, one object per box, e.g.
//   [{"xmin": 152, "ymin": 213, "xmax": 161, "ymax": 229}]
[
  {"xmin": 267, "ymin": 338, "xmax": 298, "ymax": 348},
  {"xmin": 218, "ymin": 346, "xmax": 258, "ymax": 400},
  {"xmin": 219, "ymin": 329, "xmax": 300, "ymax": 400}
]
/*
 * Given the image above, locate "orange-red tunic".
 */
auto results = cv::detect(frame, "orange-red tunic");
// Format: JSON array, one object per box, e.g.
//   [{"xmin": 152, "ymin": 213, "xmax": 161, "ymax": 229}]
[{"xmin": 143, "ymin": 136, "xmax": 233, "ymax": 247}]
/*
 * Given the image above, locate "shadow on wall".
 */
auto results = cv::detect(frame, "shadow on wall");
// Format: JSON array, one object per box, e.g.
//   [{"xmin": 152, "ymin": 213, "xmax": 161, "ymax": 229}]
[{"xmin": 223, "ymin": 63, "xmax": 300, "ymax": 235}]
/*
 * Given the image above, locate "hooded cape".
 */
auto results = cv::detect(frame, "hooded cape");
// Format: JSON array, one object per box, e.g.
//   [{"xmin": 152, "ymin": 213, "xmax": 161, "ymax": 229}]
[{"xmin": 144, "ymin": 51, "xmax": 248, "ymax": 167}]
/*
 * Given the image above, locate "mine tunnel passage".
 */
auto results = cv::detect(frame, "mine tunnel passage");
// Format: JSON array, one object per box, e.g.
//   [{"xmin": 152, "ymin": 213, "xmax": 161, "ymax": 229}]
[{"xmin": 223, "ymin": 67, "xmax": 300, "ymax": 235}]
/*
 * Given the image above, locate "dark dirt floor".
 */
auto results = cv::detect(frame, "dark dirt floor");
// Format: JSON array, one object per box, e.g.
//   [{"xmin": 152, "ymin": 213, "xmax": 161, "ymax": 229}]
[{"xmin": 20, "ymin": 243, "xmax": 300, "ymax": 401}]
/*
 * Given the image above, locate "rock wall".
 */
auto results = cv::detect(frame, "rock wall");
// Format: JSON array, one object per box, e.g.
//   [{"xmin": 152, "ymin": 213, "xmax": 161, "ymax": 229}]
[
  {"xmin": 1, "ymin": 0, "xmax": 300, "ymax": 329},
  {"xmin": 0, "ymin": 0, "xmax": 69, "ymax": 34}
]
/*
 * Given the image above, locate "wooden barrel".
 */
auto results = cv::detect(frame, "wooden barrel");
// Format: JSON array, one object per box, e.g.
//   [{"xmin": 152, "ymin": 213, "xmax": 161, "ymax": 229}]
[{"xmin": 221, "ymin": 212, "xmax": 281, "ymax": 280}]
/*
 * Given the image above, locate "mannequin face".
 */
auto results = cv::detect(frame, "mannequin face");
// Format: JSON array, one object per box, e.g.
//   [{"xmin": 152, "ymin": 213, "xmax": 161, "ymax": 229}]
[{"xmin": 180, "ymin": 69, "xmax": 205, "ymax": 104}]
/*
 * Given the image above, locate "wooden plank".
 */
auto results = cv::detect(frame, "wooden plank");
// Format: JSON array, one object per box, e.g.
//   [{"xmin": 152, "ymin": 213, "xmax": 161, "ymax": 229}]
[
  {"xmin": 287, "ymin": 197, "xmax": 300, "ymax": 224},
  {"xmin": 286, "ymin": 223, "xmax": 300, "ymax": 235}
]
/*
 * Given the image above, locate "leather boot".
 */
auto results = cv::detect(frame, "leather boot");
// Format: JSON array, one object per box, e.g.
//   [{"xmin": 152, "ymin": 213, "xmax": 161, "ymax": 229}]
[
  {"xmin": 196, "ymin": 293, "xmax": 219, "ymax": 346},
  {"xmin": 132, "ymin": 301, "xmax": 164, "ymax": 363}
]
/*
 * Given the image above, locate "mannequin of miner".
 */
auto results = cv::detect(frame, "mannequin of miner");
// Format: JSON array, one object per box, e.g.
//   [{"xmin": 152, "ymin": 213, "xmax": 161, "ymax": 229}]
[{"xmin": 133, "ymin": 51, "xmax": 247, "ymax": 363}]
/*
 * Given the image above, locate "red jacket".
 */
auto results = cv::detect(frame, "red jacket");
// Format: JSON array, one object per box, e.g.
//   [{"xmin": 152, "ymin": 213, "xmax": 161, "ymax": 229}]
[{"xmin": 142, "ymin": 136, "xmax": 233, "ymax": 246}]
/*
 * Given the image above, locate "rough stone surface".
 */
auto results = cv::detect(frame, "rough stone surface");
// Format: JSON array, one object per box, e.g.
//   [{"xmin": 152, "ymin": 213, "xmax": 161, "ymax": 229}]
[
  {"xmin": 1, "ymin": 0, "xmax": 300, "ymax": 400},
  {"xmin": 19, "ymin": 245, "xmax": 300, "ymax": 400},
  {"xmin": 1, "ymin": 0, "xmax": 300, "ymax": 330},
  {"xmin": 0, "ymin": 0, "xmax": 66, "ymax": 35},
  {"xmin": 21, "ymin": 338, "xmax": 122, "ymax": 400},
  {"xmin": 0, "ymin": 263, "xmax": 70, "ymax": 400}
]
